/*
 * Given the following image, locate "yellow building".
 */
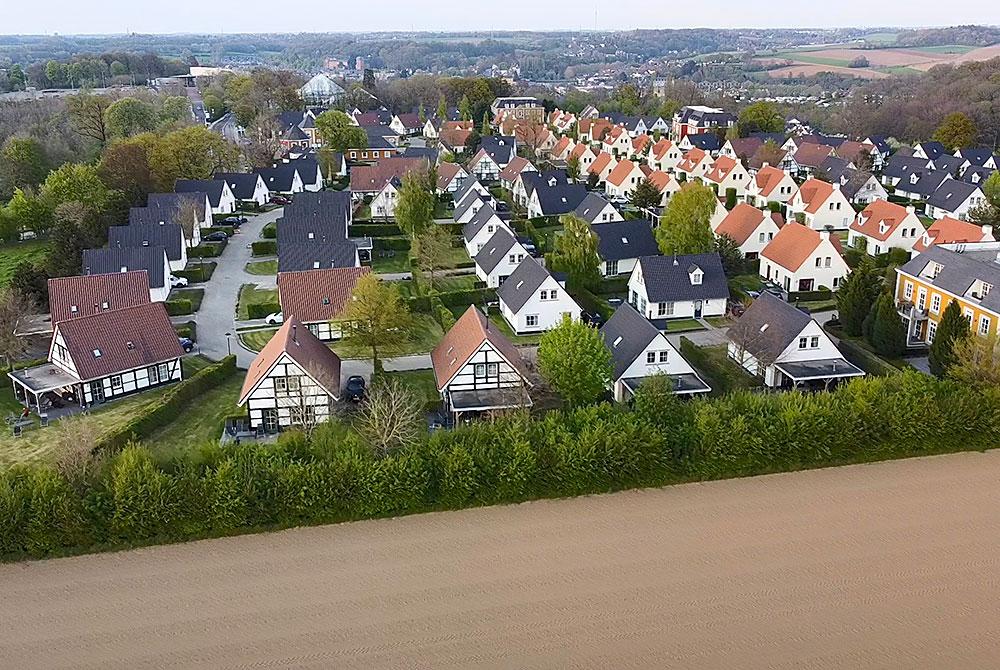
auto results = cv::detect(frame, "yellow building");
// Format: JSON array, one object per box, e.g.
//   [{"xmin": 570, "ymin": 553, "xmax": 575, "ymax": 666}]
[{"xmin": 895, "ymin": 245, "xmax": 999, "ymax": 346}]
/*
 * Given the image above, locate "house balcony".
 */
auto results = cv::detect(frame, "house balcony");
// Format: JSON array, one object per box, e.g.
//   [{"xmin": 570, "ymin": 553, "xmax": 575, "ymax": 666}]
[{"xmin": 896, "ymin": 300, "xmax": 927, "ymax": 322}]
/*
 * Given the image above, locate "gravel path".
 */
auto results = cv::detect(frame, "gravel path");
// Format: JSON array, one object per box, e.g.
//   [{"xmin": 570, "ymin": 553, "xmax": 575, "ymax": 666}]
[{"xmin": 3, "ymin": 450, "xmax": 1000, "ymax": 668}]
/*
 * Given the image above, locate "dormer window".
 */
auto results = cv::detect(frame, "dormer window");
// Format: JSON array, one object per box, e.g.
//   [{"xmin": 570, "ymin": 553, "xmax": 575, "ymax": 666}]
[
  {"xmin": 313, "ymin": 261, "xmax": 320, "ymax": 269},
  {"xmin": 690, "ymin": 270, "xmax": 703, "ymax": 285},
  {"xmin": 126, "ymin": 341, "xmax": 135, "ymax": 350},
  {"xmin": 92, "ymin": 349, "xmax": 102, "ymax": 358},
  {"xmin": 101, "ymin": 302, "xmax": 109, "ymax": 309},
  {"xmin": 70, "ymin": 305, "xmax": 78, "ymax": 313},
  {"xmin": 120, "ymin": 267, "xmax": 128, "ymax": 273}
]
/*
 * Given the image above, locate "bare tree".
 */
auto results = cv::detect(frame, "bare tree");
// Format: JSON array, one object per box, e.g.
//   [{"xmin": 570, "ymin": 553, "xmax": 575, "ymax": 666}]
[
  {"xmin": 355, "ymin": 377, "xmax": 423, "ymax": 457},
  {"xmin": 726, "ymin": 318, "xmax": 778, "ymax": 378},
  {"xmin": 244, "ymin": 114, "xmax": 283, "ymax": 169},
  {"xmin": 412, "ymin": 225, "xmax": 453, "ymax": 290},
  {"xmin": 284, "ymin": 362, "xmax": 341, "ymax": 438},
  {"xmin": 52, "ymin": 414, "xmax": 106, "ymax": 492},
  {"xmin": 0, "ymin": 287, "xmax": 37, "ymax": 369}
]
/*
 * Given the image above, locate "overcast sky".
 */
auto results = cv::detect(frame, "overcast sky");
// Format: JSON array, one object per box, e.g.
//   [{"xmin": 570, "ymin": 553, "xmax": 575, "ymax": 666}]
[{"xmin": 2, "ymin": 2, "xmax": 996, "ymax": 34}]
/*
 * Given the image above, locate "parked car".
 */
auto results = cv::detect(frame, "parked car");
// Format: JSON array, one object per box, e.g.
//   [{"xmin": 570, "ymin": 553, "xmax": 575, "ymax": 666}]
[
  {"xmin": 222, "ymin": 215, "xmax": 247, "ymax": 225},
  {"xmin": 606, "ymin": 297, "xmax": 623, "ymax": 308},
  {"xmin": 264, "ymin": 311, "xmax": 284, "ymax": 325},
  {"xmin": 270, "ymin": 195, "xmax": 291, "ymax": 205},
  {"xmin": 204, "ymin": 231, "xmax": 229, "ymax": 242},
  {"xmin": 169, "ymin": 274, "xmax": 188, "ymax": 288},
  {"xmin": 178, "ymin": 337, "xmax": 194, "ymax": 353},
  {"xmin": 344, "ymin": 375, "xmax": 366, "ymax": 402},
  {"xmin": 581, "ymin": 311, "xmax": 605, "ymax": 328}
]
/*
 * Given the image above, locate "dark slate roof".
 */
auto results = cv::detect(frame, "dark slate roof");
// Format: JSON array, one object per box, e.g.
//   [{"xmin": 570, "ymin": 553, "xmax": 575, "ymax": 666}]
[
  {"xmin": 147, "ymin": 192, "xmax": 207, "ymax": 221},
  {"xmin": 175, "ymin": 179, "xmax": 225, "ymax": 208},
  {"xmin": 726, "ymin": 292, "xmax": 811, "ymax": 363},
  {"xmin": 277, "ymin": 110, "xmax": 305, "ymax": 130},
  {"xmin": 636, "ymin": 253, "xmax": 729, "ymax": 303},
  {"xmin": 284, "ymin": 125, "xmax": 309, "ymax": 141},
  {"xmin": 479, "ymin": 135, "xmax": 516, "ymax": 164},
  {"xmin": 286, "ymin": 156, "xmax": 321, "ymax": 186},
  {"xmin": 800, "ymin": 133, "xmax": 847, "ymax": 148},
  {"xmin": 454, "ymin": 177, "xmax": 485, "ymax": 205},
  {"xmin": 817, "ymin": 156, "xmax": 853, "ymax": 183},
  {"xmin": 899, "ymin": 245, "xmax": 1000, "ymax": 314},
  {"xmin": 839, "ymin": 170, "xmax": 877, "ymax": 200},
  {"xmin": 748, "ymin": 132, "xmax": 786, "ymax": 146},
  {"xmin": 496, "ymin": 257, "xmax": 551, "ymax": 312},
  {"xmin": 277, "ymin": 216, "xmax": 349, "ymax": 244},
  {"xmin": 957, "ymin": 148, "xmax": 994, "ymax": 167},
  {"xmin": 287, "ymin": 190, "xmax": 352, "ymax": 217},
  {"xmin": 866, "ymin": 135, "xmax": 891, "ymax": 154},
  {"xmin": 574, "ymin": 193, "xmax": 617, "ymax": 224},
  {"xmin": 363, "ymin": 127, "xmax": 396, "ymax": 149},
  {"xmin": 592, "ymin": 220, "xmax": 659, "ymax": 262},
  {"xmin": 277, "ymin": 241, "xmax": 358, "ymax": 272},
  {"xmin": 454, "ymin": 192, "xmax": 491, "ymax": 221},
  {"xmin": 900, "ymin": 170, "xmax": 951, "ymax": 197},
  {"xmin": 686, "ymin": 133, "xmax": 721, "ymax": 152},
  {"xmin": 402, "ymin": 146, "xmax": 439, "ymax": 163},
  {"xmin": 932, "ymin": 154, "xmax": 964, "ymax": 175},
  {"xmin": 883, "ymin": 154, "xmax": 930, "ymax": 180},
  {"xmin": 108, "ymin": 224, "xmax": 184, "ymax": 262},
  {"xmin": 917, "ymin": 141, "xmax": 947, "ymax": 161},
  {"xmin": 528, "ymin": 171, "xmax": 588, "ymax": 216},
  {"xmin": 474, "ymin": 228, "xmax": 519, "ymax": 274},
  {"xmin": 214, "ymin": 172, "xmax": 262, "ymax": 200},
  {"xmin": 129, "ymin": 206, "xmax": 177, "ymax": 228},
  {"xmin": 963, "ymin": 166, "xmax": 996, "ymax": 185},
  {"xmin": 82, "ymin": 247, "xmax": 167, "ymax": 289},
  {"xmin": 926, "ymin": 179, "xmax": 982, "ymax": 211},
  {"xmin": 600, "ymin": 302, "xmax": 662, "ymax": 380},
  {"xmin": 463, "ymin": 204, "xmax": 503, "ymax": 242},
  {"xmin": 258, "ymin": 165, "xmax": 300, "ymax": 193}
]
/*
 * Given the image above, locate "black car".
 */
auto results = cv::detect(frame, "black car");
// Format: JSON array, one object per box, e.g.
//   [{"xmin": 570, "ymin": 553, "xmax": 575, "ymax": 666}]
[
  {"xmin": 344, "ymin": 375, "xmax": 366, "ymax": 402},
  {"xmin": 581, "ymin": 311, "xmax": 605, "ymax": 328},
  {"xmin": 223, "ymin": 215, "xmax": 247, "ymax": 225},
  {"xmin": 204, "ymin": 231, "xmax": 229, "ymax": 242}
]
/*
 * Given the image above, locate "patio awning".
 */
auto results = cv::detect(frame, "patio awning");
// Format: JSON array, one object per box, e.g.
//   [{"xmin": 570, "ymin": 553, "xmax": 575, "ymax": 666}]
[
  {"xmin": 449, "ymin": 388, "xmax": 531, "ymax": 413},
  {"xmin": 621, "ymin": 373, "xmax": 711, "ymax": 397},
  {"xmin": 8, "ymin": 363, "xmax": 80, "ymax": 394},
  {"xmin": 775, "ymin": 358, "xmax": 865, "ymax": 382}
]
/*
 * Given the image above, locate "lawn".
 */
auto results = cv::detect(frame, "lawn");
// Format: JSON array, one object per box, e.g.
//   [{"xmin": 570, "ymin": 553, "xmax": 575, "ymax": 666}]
[
  {"xmin": 144, "ymin": 374, "xmax": 244, "ymax": 463},
  {"xmin": 797, "ymin": 299, "xmax": 838, "ymax": 312},
  {"xmin": 729, "ymin": 273, "xmax": 762, "ymax": 297},
  {"xmin": 705, "ymin": 315, "xmax": 732, "ymax": 328},
  {"xmin": 170, "ymin": 288, "xmax": 205, "ymax": 312},
  {"xmin": 679, "ymin": 342, "xmax": 760, "ymax": 397},
  {"xmin": 182, "ymin": 261, "xmax": 217, "ymax": 283},
  {"xmin": 237, "ymin": 284, "xmax": 279, "ymax": 320},
  {"xmin": 772, "ymin": 51, "xmax": 853, "ymax": 68},
  {"xmin": 245, "ymin": 260, "xmax": 278, "ymax": 275},
  {"xmin": 433, "ymin": 200, "xmax": 454, "ymax": 219},
  {"xmin": 240, "ymin": 314, "xmax": 445, "ymax": 358},
  {"xmin": 0, "ymin": 240, "xmax": 50, "ymax": 286},
  {"xmin": 397, "ymin": 273, "xmax": 478, "ymax": 298},
  {"xmin": 239, "ymin": 328, "xmax": 277, "ymax": 352},
  {"xmin": 383, "ymin": 369, "xmax": 440, "ymax": 409},
  {"xmin": 488, "ymin": 313, "xmax": 543, "ymax": 345},
  {"xmin": 662, "ymin": 318, "xmax": 705, "ymax": 333},
  {"xmin": 441, "ymin": 244, "xmax": 473, "ymax": 269}
]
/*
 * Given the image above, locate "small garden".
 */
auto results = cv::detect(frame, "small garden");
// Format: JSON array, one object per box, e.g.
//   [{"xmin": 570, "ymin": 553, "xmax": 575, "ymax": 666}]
[{"xmin": 237, "ymin": 284, "xmax": 279, "ymax": 320}]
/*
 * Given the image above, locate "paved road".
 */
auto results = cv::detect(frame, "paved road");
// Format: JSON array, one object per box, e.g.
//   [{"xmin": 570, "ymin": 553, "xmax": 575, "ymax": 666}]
[
  {"xmin": 4, "ymin": 451, "xmax": 1000, "ymax": 669},
  {"xmin": 208, "ymin": 111, "xmax": 244, "ymax": 144}
]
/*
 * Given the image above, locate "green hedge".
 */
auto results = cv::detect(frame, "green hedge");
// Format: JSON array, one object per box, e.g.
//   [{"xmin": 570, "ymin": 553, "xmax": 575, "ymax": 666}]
[
  {"xmin": 174, "ymin": 321, "xmax": 197, "ymax": 341},
  {"xmin": 174, "ymin": 262, "xmax": 217, "ymax": 283},
  {"xmin": 787, "ymin": 289, "xmax": 832, "ymax": 303},
  {"xmin": 247, "ymin": 302, "xmax": 281, "ymax": 320},
  {"xmin": 251, "ymin": 240, "xmax": 277, "ymax": 256},
  {"xmin": 3, "ymin": 372, "xmax": 999, "ymax": 560},
  {"xmin": 165, "ymin": 298, "xmax": 193, "ymax": 316},
  {"xmin": 374, "ymin": 237, "xmax": 411, "ymax": 252},
  {"xmin": 202, "ymin": 225, "xmax": 234, "ymax": 237},
  {"xmin": 349, "ymin": 223, "xmax": 402, "ymax": 237},
  {"xmin": 409, "ymin": 288, "xmax": 493, "ymax": 313},
  {"xmin": 94, "ymin": 356, "xmax": 237, "ymax": 453},
  {"xmin": 189, "ymin": 241, "xmax": 226, "ymax": 258},
  {"xmin": 261, "ymin": 222, "xmax": 277, "ymax": 239}
]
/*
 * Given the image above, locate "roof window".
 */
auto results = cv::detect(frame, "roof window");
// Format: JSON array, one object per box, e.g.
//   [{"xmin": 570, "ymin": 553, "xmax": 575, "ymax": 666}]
[{"xmin": 92, "ymin": 349, "xmax": 102, "ymax": 358}]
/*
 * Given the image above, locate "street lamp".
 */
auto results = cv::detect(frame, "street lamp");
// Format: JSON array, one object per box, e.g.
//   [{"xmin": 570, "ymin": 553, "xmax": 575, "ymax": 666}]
[{"xmin": 225, "ymin": 332, "xmax": 232, "ymax": 356}]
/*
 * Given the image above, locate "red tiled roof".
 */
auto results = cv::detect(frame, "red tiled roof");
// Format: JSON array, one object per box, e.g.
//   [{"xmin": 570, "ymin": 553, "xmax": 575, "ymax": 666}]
[
  {"xmin": 431, "ymin": 306, "xmax": 529, "ymax": 391},
  {"xmin": 239, "ymin": 317, "xmax": 342, "ymax": 404},
  {"xmin": 677, "ymin": 148, "xmax": 707, "ymax": 173},
  {"xmin": 55, "ymin": 302, "xmax": 182, "ymax": 382},
  {"xmin": 705, "ymin": 155, "xmax": 739, "ymax": 184},
  {"xmin": 761, "ymin": 222, "xmax": 843, "ymax": 271},
  {"xmin": 439, "ymin": 127, "xmax": 473, "ymax": 149},
  {"xmin": 588, "ymin": 152, "xmax": 614, "ymax": 175},
  {"xmin": 715, "ymin": 203, "xmax": 782, "ymax": 245},
  {"xmin": 650, "ymin": 138, "xmax": 675, "ymax": 160},
  {"xmin": 797, "ymin": 178, "xmax": 836, "ymax": 214},
  {"xmin": 47, "ymin": 271, "xmax": 150, "ymax": 325},
  {"xmin": 606, "ymin": 160, "xmax": 637, "ymax": 187},
  {"xmin": 913, "ymin": 216, "xmax": 990, "ymax": 253},
  {"xmin": 437, "ymin": 162, "xmax": 466, "ymax": 190},
  {"xmin": 793, "ymin": 142, "xmax": 835, "ymax": 169},
  {"xmin": 499, "ymin": 156, "xmax": 534, "ymax": 183},
  {"xmin": 849, "ymin": 199, "xmax": 913, "ymax": 242},
  {"xmin": 646, "ymin": 170, "xmax": 677, "ymax": 193},
  {"xmin": 349, "ymin": 157, "xmax": 427, "ymax": 192},
  {"xmin": 277, "ymin": 267, "xmax": 371, "ymax": 324},
  {"xmin": 632, "ymin": 134, "xmax": 652, "ymax": 154},
  {"xmin": 754, "ymin": 165, "xmax": 789, "ymax": 198}
]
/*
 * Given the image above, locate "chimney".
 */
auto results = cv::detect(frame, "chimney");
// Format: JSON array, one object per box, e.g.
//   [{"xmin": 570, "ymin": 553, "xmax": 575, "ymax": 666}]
[
  {"xmin": 984, "ymin": 225, "xmax": 993, "ymax": 239},
  {"xmin": 820, "ymin": 230, "xmax": 832, "ymax": 241},
  {"xmin": 762, "ymin": 161, "xmax": 769, "ymax": 168},
  {"xmin": 905, "ymin": 205, "xmax": 916, "ymax": 215}
]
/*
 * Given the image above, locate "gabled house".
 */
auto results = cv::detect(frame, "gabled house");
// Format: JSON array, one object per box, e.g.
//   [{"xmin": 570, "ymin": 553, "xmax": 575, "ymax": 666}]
[
  {"xmin": 912, "ymin": 217, "xmax": 994, "ymax": 255},
  {"xmin": 390, "ymin": 113, "xmax": 423, "ymax": 136},
  {"xmin": 469, "ymin": 135, "xmax": 516, "ymax": 180},
  {"xmin": 431, "ymin": 306, "xmax": 532, "ymax": 417},
  {"xmin": 926, "ymin": 180, "xmax": 986, "ymax": 221},
  {"xmin": 551, "ymin": 136, "xmax": 574, "ymax": 161},
  {"xmin": 277, "ymin": 241, "xmax": 360, "ymax": 273},
  {"xmin": 579, "ymin": 118, "xmax": 612, "ymax": 144},
  {"xmin": 837, "ymin": 169, "xmax": 887, "ymax": 206},
  {"xmin": 954, "ymin": 147, "xmax": 998, "ymax": 172},
  {"xmin": 727, "ymin": 293, "xmax": 863, "ymax": 389},
  {"xmin": 677, "ymin": 132, "xmax": 722, "ymax": 155},
  {"xmin": 9, "ymin": 302, "xmax": 183, "ymax": 412},
  {"xmin": 214, "ymin": 172, "xmax": 270, "ymax": 207},
  {"xmin": 703, "ymin": 155, "xmax": 750, "ymax": 199},
  {"xmin": 499, "ymin": 156, "xmax": 537, "ymax": 192},
  {"xmin": 760, "ymin": 222, "xmax": 849, "ymax": 293},
  {"xmin": 913, "ymin": 141, "xmax": 948, "ymax": 161},
  {"xmin": 630, "ymin": 134, "xmax": 653, "ymax": 159},
  {"xmin": 47, "ymin": 271, "xmax": 151, "ymax": 325},
  {"xmin": 720, "ymin": 137, "xmax": 763, "ymax": 163},
  {"xmin": 602, "ymin": 126, "xmax": 633, "ymax": 157},
  {"xmin": 646, "ymin": 170, "xmax": 682, "ymax": 206},
  {"xmin": 463, "ymin": 205, "xmax": 511, "ymax": 257},
  {"xmin": 601, "ymin": 303, "xmax": 710, "ymax": 401},
  {"xmin": 474, "ymin": 228, "xmax": 530, "ymax": 287},
  {"xmin": 627, "ymin": 253, "xmax": 729, "ymax": 322},
  {"xmin": 647, "ymin": 139, "xmax": 684, "ymax": 173},
  {"xmin": 82, "ymin": 247, "xmax": 172, "ymax": 303},
  {"xmin": 574, "ymin": 193, "xmax": 623, "ymax": 225},
  {"xmin": 146, "ymin": 192, "xmax": 210, "ymax": 239},
  {"xmin": 587, "ymin": 152, "xmax": 618, "ymax": 185},
  {"xmin": 174, "ymin": 179, "xmax": 237, "ymax": 215},
  {"xmin": 592, "ymin": 218, "xmax": 659, "ymax": 277},
  {"xmin": 349, "ymin": 157, "xmax": 428, "ymax": 196},
  {"xmin": 526, "ymin": 172, "xmax": 588, "ymax": 219},
  {"xmin": 672, "ymin": 106, "xmax": 735, "ymax": 140},
  {"xmin": 497, "ymin": 258, "xmax": 580, "ymax": 334},
  {"xmin": 439, "ymin": 126, "xmax": 474, "ymax": 155},
  {"xmin": 790, "ymin": 142, "xmax": 836, "ymax": 178},
  {"xmin": 257, "ymin": 164, "xmax": 304, "ymax": 195},
  {"xmin": 276, "ymin": 266, "xmax": 370, "ymax": 340},
  {"xmin": 454, "ymin": 177, "xmax": 491, "ymax": 210},
  {"xmin": 108, "ymin": 223, "xmax": 187, "ymax": 273},
  {"xmin": 605, "ymin": 160, "xmax": 646, "ymax": 201},
  {"xmin": 436, "ymin": 162, "xmax": 469, "ymax": 194},
  {"xmin": 847, "ymin": 199, "xmax": 923, "ymax": 255},
  {"xmin": 787, "ymin": 179, "xmax": 853, "ymax": 230},
  {"xmin": 747, "ymin": 165, "xmax": 797, "ymax": 208},
  {"xmin": 675, "ymin": 148, "xmax": 714, "ymax": 182},
  {"xmin": 238, "ymin": 317, "xmax": 342, "ymax": 433},
  {"xmin": 284, "ymin": 155, "xmax": 325, "ymax": 192},
  {"xmin": 568, "ymin": 142, "xmax": 598, "ymax": 175},
  {"xmin": 454, "ymin": 193, "xmax": 493, "ymax": 225},
  {"xmin": 714, "ymin": 203, "xmax": 785, "ymax": 260},
  {"xmin": 128, "ymin": 206, "xmax": 200, "ymax": 249},
  {"xmin": 371, "ymin": 177, "xmax": 402, "ymax": 220}
]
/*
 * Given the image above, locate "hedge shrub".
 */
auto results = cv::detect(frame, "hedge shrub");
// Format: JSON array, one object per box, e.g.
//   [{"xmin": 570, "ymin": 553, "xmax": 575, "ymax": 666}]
[
  {"xmin": 261, "ymin": 222, "xmax": 277, "ymax": 239},
  {"xmin": 349, "ymin": 223, "xmax": 402, "ymax": 237},
  {"xmin": 4, "ymin": 372, "xmax": 998, "ymax": 560},
  {"xmin": 189, "ymin": 241, "xmax": 226, "ymax": 258},
  {"xmin": 374, "ymin": 237, "xmax": 411, "ymax": 252},
  {"xmin": 174, "ymin": 321, "xmax": 197, "ymax": 341},
  {"xmin": 247, "ymin": 302, "xmax": 281, "ymax": 320},
  {"xmin": 174, "ymin": 262, "xmax": 217, "ymax": 283},
  {"xmin": 251, "ymin": 240, "xmax": 277, "ymax": 256},
  {"xmin": 165, "ymin": 298, "xmax": 193, "ymax": 316}
]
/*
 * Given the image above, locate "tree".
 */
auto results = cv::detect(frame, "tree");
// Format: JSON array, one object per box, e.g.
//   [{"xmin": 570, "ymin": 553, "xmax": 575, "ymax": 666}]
[
  {"xmin": 40, "ymin": 163, "xmax": 113, "ymax": 212},
  {"xmin": 480, "ymin": 111, "xmax": 491, "ymax": 136},
  {"xmin": 463, "ymin": 129, "xmax": 481, "ymax": 155},
  {"xmin": 969, "ymin": 171, "xmax": 1000, "ymax": 226},
  {"xmin": 549, "ymin": 214, "xmax": 601, "ymax": 291},
  {"xmin": 0, "ymin": 137, "xmax": 48, "ymax": 199},
  {"xmin": 46, "ymin": 202, "xmax": 91, "ymax": 278},
  {"xmin": 929, "ymin": 299, "xmax": 970, "ymax": 377},
  {"xmin": 243, "ymin": 114, "xmax": 282, "ymax": 168},
  {"xmin": 159, "ymin": 96, "xmax": 191, "ymax": 125},
  {"xmin": 655, "ymin": 182, "xmax": 716, "ymax": 255},
  {"xmin": 362, "ymin": 68, "xmax": 377, "ymax": 92},
  {"xmin": 437, "ymin": 95, "xmax": 448, "ymax": 121},
  {"xmin": 104, "ymin": 97, "xmax": 157, "ymax": 139},
  {"xmin": 848, "ymin": 56, "xmax": 870, "ymax": 68},
  {"xmin": 714, "ymin": 234, "xmax": 744, "ymax": 277},
  {"xmin": 948, "ymin": 333, "xmax": 1000, "ymax": 387},
  {"xmin": 98, "ymin": 140, "xmax": 155, "ymax": 207},
  {"xmin": 8, "ymin": 64, "xmax": 26, "ymax": 91},
  {"xmin": 339, "ymin": 275, "xmax": 413, "ymax": 370},
  {"xmin": 8, "ymin": 262, "xmax": 49, "ymax": 309},
  {"xmin": 630, "ymin": 177, "xmax": 662, "ymax": 211},
  {"xmin": 66, "ymin": 92, "xmax": 110, "ymax": 146},
  {"xmin": 355, "ymin": 377, "xmax": 423, "ymax": 457},
  {"xmin": 865, "ymin": 292, "xmax": 905, "ymax": 358},
  {"xmin": 566, "ymin": 155, "xmax": 581, "ymax": 181},
  {"xmin": 458, "ymin": 94, "xmax": 472, "ymax": 121},
  {"xmin": 586, "ymin": 172, "xmax": 600, "ymax": 190},
  {"xmin": 537, "ymin": 317, "xmax": 612, "ymax": 407},
  {"xmin": 413, "ymin": 225, "xmax": 452, "ymax": 289},
  {"xmin": 6, "ymin": 188, "xmax": 53, "ymax": 237},
  {"xmin": 932, "ymin": 112, "xmax": 978, "ymax": 150},
  {"xmin": 314, "ymin": 110, "xmax": 368, "ymax": 153},
  {"xmin": 0, "ymin": 287, "xmax": 36, "ymax": 369},
  {"xmin": 394, "ymin": 171, "xmax": 435, "ymax": 239},
  {"xmin": 148, "ymin": 125, "xmax": 240, "ymax": 189},
  {"xmin": 737, "ymin": 101, "xmax": 784, "ymax": 137},
  {"xmin": 836, "ymin": 256, "xmax": 880, "ymax": 337}
]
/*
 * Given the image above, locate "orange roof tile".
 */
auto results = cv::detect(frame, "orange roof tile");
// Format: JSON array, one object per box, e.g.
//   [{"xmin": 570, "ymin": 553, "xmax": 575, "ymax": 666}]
[
  {"xmin": 761, "ymin": 222, "xmax": 843, "ymax": 271},
  {"xmin": 705, "ymin": 155, "xmax": 738, "ymax": 184},
  {"xmin": 913, "ymin": 216, "xmax": 991, "ymax": 253},
  {"xmin": 589, "ymin": 152, "xmax": 614, "ymax": 175},
  {"xmin": 606, "ymin": 160, "xmax": 637, "ymax": 187},
  {"xmin": 715, "ymin": 204, "xmax": 781, "ymax": 245},
  {"xmin": 797, "ymin": 178, "xmax": 836, "ymax": 214},
  {"xmin": 849, "ymin": 199, "xmax": 913, "ymax": 242},
  {"xmin": 754, "ymin": 165, "xmax": 789, "ymax": 198}
]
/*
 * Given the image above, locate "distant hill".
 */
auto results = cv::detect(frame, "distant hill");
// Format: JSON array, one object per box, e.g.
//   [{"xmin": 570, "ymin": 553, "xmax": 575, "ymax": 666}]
[{"xmin": 894, "ymin": 25, "xmax": 1000, "ymax": 48}]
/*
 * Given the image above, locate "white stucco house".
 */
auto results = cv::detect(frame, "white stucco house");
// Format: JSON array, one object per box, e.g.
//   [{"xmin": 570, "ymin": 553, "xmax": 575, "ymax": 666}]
[
  {"xmin": 627, "ymin": 253, "xmax": 729, "ymax": 322},
  {"xmin": 847, "ymin": 199, "xmax": 924, "ymax": 256},
  {"xmin": 474, "ymin": 228, "xmax": 531, "ymax": 287},
  {"xmin": 497, "ymin": 258, "xmax": 580, "ymax": 334},
  {"xmin": 760, "ymin": 222, "xmax": 850, "ymax": 293}
]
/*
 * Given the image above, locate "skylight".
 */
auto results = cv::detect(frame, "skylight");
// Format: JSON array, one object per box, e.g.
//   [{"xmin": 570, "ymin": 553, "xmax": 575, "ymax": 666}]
[
  {"xmin": 92, "ymin": 349, "xmax": 102, "ymax": 358},
  {"xmin": 613, "ymin": 336, "xmax": 623, "ymax": 348}
]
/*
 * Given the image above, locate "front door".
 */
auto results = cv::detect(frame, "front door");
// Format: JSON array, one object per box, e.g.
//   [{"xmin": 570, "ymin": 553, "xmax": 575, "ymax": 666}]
[
  {"xmin": 89, "ymin": 381, "xmax": 105, "ymax": 404},
  {"xmin": 694, "ymin": 300, "xmax": 703, "ymax": 318}
]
